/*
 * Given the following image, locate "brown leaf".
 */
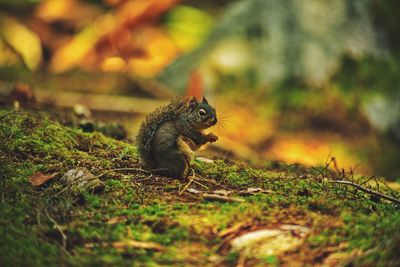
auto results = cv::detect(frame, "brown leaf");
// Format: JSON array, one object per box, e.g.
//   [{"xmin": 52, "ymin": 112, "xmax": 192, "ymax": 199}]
[
  {"xmin": 112, "ymin": 240, "xmax": 165, "ymax": 251},
  {"xmin": 29, "ymin": 172, "xmax": 58, "ymax": 186}
]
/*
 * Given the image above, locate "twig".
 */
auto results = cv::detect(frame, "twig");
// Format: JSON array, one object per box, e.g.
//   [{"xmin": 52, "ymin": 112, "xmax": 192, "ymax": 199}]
[
  {"xmin": 311, "ymin": 167, "xmax": 326, "ymax": 181},
  {"xmin": 179, "ymin": 176, "xmax": 194, "ymax": 195},
  {"xmin": 0, "ymin": 111, "xmax": 17, "ymax": 122},
  {"xmin": 380, "ymin": 179, "xmax": 398, "ymax": 194},
  {"xmin": 45, "ymin": 209, "xmax": 68, "ymax": 249},
  {"xmin": 236, "ymin": 250, "xmax": 247, "ymax": 267},
  {"xmin": 187, "ymin": 188, "xmax": 245, "ymax": 202},
  {"xmin": 328, "ymin": 180, "xmax": 400, "ymax": 204},
  {"xmin": 203, "ymin": 193, "xmax": 245, "ymax": 203},
  {"xmin": 195, "ymin": 176, "xmax": 231, "ymax": 190},
  {"xmin": 359, "ymin": 176, "xmax": 375, "ymax": 186},
  {"xmin": 36, "ymin": 209, "xmax": 42, "ymax": 227},
  {"xmin": 97, "ymin": 167, "xmax": 156, "ymax": 178},
  {"xmin": 52, "ymin": 185, "xmax": 72, "ymax": 197},
  {"xmin": 192, "ymin": 179, "xmax": 209, "ymax": 190},
  {"xmin": 338, "ymin": 248, "xmax": 377, "ymax": 267},
  {"xmin": 373, "ymin": 176, "xmax": 380, "ymax": 192},
  {"xmin": 135, "ymin": 173, "xmax": 153, "ymax": 182}
]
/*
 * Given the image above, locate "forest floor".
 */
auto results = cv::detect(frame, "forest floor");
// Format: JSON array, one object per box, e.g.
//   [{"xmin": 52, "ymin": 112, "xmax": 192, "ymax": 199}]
[{"xmin": 0, "ymin": 109, "xmax": 399, "ymax": 267}]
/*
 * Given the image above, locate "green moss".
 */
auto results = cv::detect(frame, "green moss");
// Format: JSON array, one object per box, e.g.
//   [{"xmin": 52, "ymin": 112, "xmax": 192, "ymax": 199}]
[
  {"xmin": 261, "ymin": 255, "xmax": 279, "ymax": 266},
  {"xmin": 225, "ymin": 251, "xmax": 240, "ymax": 265},
  {"xmin": 0, "ymin": 109, "xmax": 399, "ymax": 266}
]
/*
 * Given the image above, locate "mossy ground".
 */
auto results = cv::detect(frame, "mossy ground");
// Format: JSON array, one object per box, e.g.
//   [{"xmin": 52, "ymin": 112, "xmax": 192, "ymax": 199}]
[{"xmin": 0, "ymin": 109, "xmax": 399, "ymax": 266}]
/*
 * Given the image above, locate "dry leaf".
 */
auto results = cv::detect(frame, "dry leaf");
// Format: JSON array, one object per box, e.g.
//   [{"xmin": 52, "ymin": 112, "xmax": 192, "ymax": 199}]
[
  {"xmin": 112, "ymin": 240, "xmax": 165, "ymax": 251},
  {"xmin": 29, "ymin": 172, "xmax": 58, "ymax": 186}
]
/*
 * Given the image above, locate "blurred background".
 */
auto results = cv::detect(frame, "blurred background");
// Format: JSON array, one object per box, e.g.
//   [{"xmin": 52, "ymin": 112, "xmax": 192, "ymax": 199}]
[{"xmin": 0, "ymin": 0, "xmax": 399, "ymax": 179}]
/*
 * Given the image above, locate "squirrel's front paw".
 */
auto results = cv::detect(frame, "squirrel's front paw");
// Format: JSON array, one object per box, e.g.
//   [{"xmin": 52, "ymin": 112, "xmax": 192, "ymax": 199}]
[{"xmin": 207, "ymin": 133, "xmax": 218, "ymax": 143}]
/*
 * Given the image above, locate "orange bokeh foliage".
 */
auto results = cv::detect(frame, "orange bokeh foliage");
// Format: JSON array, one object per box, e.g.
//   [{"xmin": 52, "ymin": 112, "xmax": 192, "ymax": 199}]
[{"xmin": 35, "ymin": 0, "xmax": 181, "ymax": 75}]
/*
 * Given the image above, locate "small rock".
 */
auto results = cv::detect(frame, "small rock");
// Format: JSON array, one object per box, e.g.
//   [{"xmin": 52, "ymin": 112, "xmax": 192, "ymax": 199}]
[
  {"xmin": 187, "ymin": 188, "xmax": 201, "ymax": 194},
  {"xmin": 73, "ymin": 104, "xmax": 92, "ymax": 118},
  {"xmin": 61, "ymin": 167, "xmax": 103, "ymax": 193},
  {"xmin": 230, "ymin": 225, "xmax": 310, "ymax": 258}
]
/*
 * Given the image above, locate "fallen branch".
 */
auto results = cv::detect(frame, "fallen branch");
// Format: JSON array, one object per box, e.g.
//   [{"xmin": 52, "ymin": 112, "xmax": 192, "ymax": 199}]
[
  {"xmin": 112, "ymin": 240, "xmax": 165, "ymax": 251},
  {"xmin": 328, "ymin": 180, "xmax": 400, "ymax": 204},
  {"xmin": 187, "ymin": 188, "xmax": 245, "ymax": 202},
  {"xmin": 203, "ymin": 193, "xmax": 245, "ymax": 203}
]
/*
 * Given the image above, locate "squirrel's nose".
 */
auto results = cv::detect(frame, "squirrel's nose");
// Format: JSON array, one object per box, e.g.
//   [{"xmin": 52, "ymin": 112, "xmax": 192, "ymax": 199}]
[{"xmin": 210, "ymin": 117, "xmax": 217, "ymax": 124}]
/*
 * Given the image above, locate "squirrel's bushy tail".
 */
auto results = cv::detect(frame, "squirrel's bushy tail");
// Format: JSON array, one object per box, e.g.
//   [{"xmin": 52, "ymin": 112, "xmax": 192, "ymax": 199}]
[{"xmin": 136, "ymin": 97, "xmax": 188, "ymax": 169}]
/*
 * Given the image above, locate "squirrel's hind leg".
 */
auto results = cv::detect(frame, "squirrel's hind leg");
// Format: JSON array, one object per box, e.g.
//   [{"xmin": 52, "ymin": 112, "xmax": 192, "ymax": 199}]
[
  {"xmin": 152, "ymin": 122, "xmax": 191, "ymax": 180},
  {"xmin": 155, "ymin": 150, "xmax": 190, "ymax": 180},
  {"xmin": 177, "ymin": 136, "xmax": 195, "ymax": 163}
]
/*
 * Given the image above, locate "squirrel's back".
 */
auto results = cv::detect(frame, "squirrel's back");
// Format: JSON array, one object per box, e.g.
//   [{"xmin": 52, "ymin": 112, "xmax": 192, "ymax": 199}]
[{"xmin": 136, "ymin": 97, "xmax": 187, "ymax": 169}]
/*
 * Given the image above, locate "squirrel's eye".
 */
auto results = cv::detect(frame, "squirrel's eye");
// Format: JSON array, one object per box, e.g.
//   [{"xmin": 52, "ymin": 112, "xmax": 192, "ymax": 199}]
[{"xmin": 198, "ymin": 109, "xmax": 207, "ymax": 117}]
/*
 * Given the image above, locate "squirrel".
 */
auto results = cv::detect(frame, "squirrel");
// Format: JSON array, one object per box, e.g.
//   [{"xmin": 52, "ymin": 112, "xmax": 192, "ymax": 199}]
[{"xmin": 136, "ymin": 96, "xmax": 218, "ymax": 179}]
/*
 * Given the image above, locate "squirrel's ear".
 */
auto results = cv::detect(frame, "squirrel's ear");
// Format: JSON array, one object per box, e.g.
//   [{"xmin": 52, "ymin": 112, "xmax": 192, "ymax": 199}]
[
  {"xmin": 202, "ymin": 97, "xmax": 209, "ymax": 105},
  {"xmin": 188, "ymin": 96, "xmax": 197, "ymax": 110}
]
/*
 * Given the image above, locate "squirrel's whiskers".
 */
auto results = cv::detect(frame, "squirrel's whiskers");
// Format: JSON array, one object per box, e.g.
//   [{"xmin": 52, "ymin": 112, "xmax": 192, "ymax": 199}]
[
  {"xmin": 217, "ymin": 115, "xmax": 237, "ymax": 126},
  {"xmin": 216, "ymin": 120, "xmax": 232, "ymax": 137}
]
